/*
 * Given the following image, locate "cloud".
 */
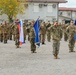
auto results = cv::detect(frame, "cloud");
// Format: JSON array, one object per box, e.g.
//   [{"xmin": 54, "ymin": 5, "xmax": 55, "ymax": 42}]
[{"xmin": 59, "ymin": 0, "xmax": 76, "ymax": 7}]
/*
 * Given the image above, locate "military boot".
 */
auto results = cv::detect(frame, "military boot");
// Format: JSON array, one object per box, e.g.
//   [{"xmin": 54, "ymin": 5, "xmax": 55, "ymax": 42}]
[
  {"xmin": 54, "ymin": 54, "xmax": 57, "ymax": 59},
  {"xmin": 56, "ymin": 54, "xmax": 60, "ymax": 59},
  {"xmin": 54, "ymin": 54, "xmax": 60, "ymax": 59}
]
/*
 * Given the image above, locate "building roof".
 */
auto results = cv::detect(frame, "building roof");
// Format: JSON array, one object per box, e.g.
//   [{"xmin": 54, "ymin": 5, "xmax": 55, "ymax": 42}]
[
  {"xmin": 59, "ymin": 7, "xmax": 76, "ymax": 11},
  {"xmin": 29, "ymin": 0, "xmax": 67, "ymax": 3},
  {"xmin": 17, "ymin": 0, "xmax": 67, "ymax": 3}
]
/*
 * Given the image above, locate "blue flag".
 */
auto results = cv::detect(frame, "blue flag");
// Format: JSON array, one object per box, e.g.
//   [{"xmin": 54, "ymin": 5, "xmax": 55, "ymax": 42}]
[
  {"xmin": 34, "ymin": 20, "xmax": 40, "ymax": 47},
  {"xmin": 74, "ymin": 20, "xmax": 76, "ymax": 25},
  {"xmin": 74, "ymin": 33, "xmax": 76, "ymax": 40}
]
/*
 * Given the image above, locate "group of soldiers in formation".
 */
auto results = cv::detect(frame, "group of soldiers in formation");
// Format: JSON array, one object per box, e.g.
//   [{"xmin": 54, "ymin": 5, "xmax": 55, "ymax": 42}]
[{"xmin": 0, "ymin": 20, "xmax": 76, "ymax": 59}]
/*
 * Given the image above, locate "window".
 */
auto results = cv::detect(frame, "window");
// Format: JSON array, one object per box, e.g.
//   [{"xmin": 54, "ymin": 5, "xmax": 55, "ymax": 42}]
[
  {"xmin": 47, "ymin": 5, "xmax": 52, "ymax": 13},
  {"xmin": 34, "ymin": 5, "xmax": 39, "ymax": 12},
  {"xmin": 68, "ymin": 12, "xmax": 71, "ymax": 16}
]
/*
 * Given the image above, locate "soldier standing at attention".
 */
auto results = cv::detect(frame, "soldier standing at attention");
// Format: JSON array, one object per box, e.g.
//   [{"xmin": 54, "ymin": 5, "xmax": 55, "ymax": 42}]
[
  {"xmin": 29, "ymin": 21, "xmax": 36, "ymax": 53},
  {"xmin": 49, "ymin": 21, "xmax": 62, "ymax": 59},
  {"xmin": 46, "ymin": 21, "xmax": 51, "ymax": 42},
  {"xmin": 40, "ymin": 23, "xmax": 46, "ymax": 44},
  {"xmin": 0, "ymin": 24, "xmax": 3, "ymax": 42},
  {"xmin": 14, "ymin": 22, "xmax": 20, "ymax": 48},
  {"xmin": 3, "ymin": 23, "xmax": 8, "ymax": 44},
  {"xmin": 23, "ymin": 23, "xmax": 27, "ymax": 43},
  {"xmin": 66, "ymin": 20, "xmax": 76, "ymax": 52}
]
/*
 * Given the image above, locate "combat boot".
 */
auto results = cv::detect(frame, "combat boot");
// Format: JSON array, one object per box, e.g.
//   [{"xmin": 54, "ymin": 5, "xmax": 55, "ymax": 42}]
[
  {"xmin": 54, "ymin": 54, "xmax": 57, "ymax": 59},
  {"xmin": 56, "ymin": 55, "xmax": 60, "ymax": 59},
  {"xmin": 54, "ymin": 54, "xmax": 60, "ymax": 59}
]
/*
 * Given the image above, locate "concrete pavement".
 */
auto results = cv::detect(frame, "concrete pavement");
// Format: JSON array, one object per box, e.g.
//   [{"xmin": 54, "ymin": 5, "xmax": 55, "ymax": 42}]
[{"xmin": 0, "ymin": 38, "xmax": 76, "ymax": 75}]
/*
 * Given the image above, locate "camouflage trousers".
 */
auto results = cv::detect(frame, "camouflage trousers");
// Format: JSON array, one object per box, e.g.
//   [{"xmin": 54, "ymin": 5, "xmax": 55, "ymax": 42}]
[
  {"xmin": 68, "ymin": 38, "xmax": 75, "ymax": 51},
  {"xmin": 30, "ymin": 38, "xmax": 36, "ymax": 52},
  {"xmin": 40, "ymin": 34, "xmax": 45, "ymax": 44},
  {"xmin": 15, "ymin": 35, "xmax": 20, "ymax": 48},
  {"xmin": 53, "ymin": 40, "xmax": 60, "ymax": 55},
  {"xmin": 64, "ymin": 33, "xmax": 68, "ymax": 41},
  {"xmin": 0, "ymin": 34, "xmax": 3, "ymax": 42},
  {"xmin": 47, "ymin": 31, "xmax": 51, "ymax": 42},
  {"xmin": 3, "ymin": 33, "xmax": 8, "ymax": 43}
]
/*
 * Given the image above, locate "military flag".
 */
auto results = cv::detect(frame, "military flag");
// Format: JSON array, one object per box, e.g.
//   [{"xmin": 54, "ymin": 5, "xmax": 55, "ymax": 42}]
[
  {"xmin": 34, "ymin": 19, "xmax": 40, "ymax": 46},
  {"xmin": 18, "ymin": 19, "xmax": 24, "ymax": 45}
]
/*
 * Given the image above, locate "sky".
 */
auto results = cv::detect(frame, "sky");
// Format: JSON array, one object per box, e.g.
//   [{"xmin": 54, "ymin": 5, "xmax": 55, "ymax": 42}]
[{"xmin": 59, "ymin": 0, "xmax": 76, "ymax": 7}]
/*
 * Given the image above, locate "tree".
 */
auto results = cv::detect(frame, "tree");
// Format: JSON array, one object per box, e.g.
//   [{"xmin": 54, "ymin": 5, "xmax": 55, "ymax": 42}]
[{"xmin": 0, "ymin": 0, "xmax": 27, "ymax": 23}]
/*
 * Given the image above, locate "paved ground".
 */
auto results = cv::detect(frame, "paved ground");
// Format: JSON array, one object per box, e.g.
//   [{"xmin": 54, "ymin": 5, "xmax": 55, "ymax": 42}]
[{"xmin": 0, "ymin": 37, "xmax": 76, "ymax": 75}]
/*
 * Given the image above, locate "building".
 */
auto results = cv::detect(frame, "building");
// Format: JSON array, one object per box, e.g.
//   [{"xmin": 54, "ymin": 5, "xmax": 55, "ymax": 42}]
[
  {"xmin": 0, "ymin": 0, "xmax": 67, "ymax": 23},
  {"xmin": 17, "ymin": 0, "xmax": 67, "ymax": 22},
  {"xmin": 59, "ymin": 7, "xmax": 76, "ymax": 24}
]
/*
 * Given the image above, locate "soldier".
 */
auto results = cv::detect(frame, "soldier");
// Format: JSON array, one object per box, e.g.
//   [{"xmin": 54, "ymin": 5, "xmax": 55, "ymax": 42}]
[
  {"xmin": 0, "ymin": 25, "xmax": 3, "ymax": 42},
  {"xmin": 3, "ymin": 23, "xmax": 8, "ymax": 44},
  {"xmin": 40, "ymin": 23, "xmax": 46, "ymax": 44},
  {"xmin": 23, "ymin": 23, "xmax": 27, "ymax": 43},
  {"xmin": 49, "ymin": 21, "xmax": 62, "ymax": 59},
  {"xmin": 46, "ymin": 21, "xmax": 51, "ymax": 42},
  {"xmin": 62, "ymin": 24, "xmax": 69, "ymax": 41},
  {"xmin": 14, "ymin": 22, "xmax": 20, "ymax": 48},
  {"xmin": 66, "ymin": 20, "xmax": 76, "ymax": 52},
  {"xmin": 12, "ymin": 24, "xmax": 16, "ymax": 41},
  {"xmin": 8, "ymin": 24, "xmax": 13, "ymax": 40},
  {"xmin": 26, "ymin": 22, "xmax": 31, "ymax": 41},
  {"xmin": 29, "ymin": 21, "xmax": 36, "ymax": 53}
]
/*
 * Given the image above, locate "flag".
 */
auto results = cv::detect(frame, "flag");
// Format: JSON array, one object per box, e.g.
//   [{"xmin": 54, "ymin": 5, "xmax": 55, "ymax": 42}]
[
  {"xmin": 74, "ymin": 20, "xmax": 76, "ymax": 25},
  {"xmin": 18, "ymin": 20, "xmax": 24, "ymax": 45},
  {"xmin": 74, "ymin": 33, "xmax": 76, "ymax": 40},
  {"xmin": 34, "ymin": 20, "xmax": 40, "ymax": 46}
]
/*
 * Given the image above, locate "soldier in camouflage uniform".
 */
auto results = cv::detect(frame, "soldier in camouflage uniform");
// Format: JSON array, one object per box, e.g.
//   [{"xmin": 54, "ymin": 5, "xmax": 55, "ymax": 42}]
[
  {"xmin": 62, "ymin": 24, "xmax": 69, "ymax": 41},
  {"xmin": 9, "ymin": 24, "xmax": 13, "ymax": 40},
  {"xmin": 23, "ymin": 23, "xmax": 27, "ymax": 43},
  {"xmin": 14, "ymin": 22, "xmax": 20, "ymax": 48},
  {"xmin": 46, "ymin": 21, "xmax": 51, "ymax": 42},
  {"xmin": 12, "ymin": 24, "xmax": 16, "ymax": 41},
  {"xmin": 40, "ymin": 23, "xmax": 46, "ymax": 44},
  {"xmin": 66, "ymin": 21, "xmax": 76, "ymax": 52},
  {"xmin": 49, "ymin": 21, "xmax": 62, "ymax": 59},
  {"xmin": 0, "ymin": 25, "xmax": 3, "ymax": 42},
  {"xmin": 26, "ymin": 22, "xmax": 31, "ymax": 41},
  {"xmin": 29, "ymin": 21, "xmax": 36, "ymax": 53},
  {"xmin": 3, "ymin": 24, "xmax": 8, "ymax": 44}
]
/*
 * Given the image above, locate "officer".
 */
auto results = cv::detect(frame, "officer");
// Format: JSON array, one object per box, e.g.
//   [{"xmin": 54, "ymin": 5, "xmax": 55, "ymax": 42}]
[{"xmin": 49, "ymin": 21, "xmax": 62, "ymax": 59}]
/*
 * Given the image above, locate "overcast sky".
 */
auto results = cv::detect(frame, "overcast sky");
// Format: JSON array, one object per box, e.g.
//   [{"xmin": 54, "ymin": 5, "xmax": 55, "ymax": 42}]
[{"xmin": 59, "ymin": 0, "xmax": 76, "ymax": 7}]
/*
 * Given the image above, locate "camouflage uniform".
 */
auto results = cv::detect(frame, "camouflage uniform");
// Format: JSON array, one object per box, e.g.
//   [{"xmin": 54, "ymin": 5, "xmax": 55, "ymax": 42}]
[
  {"xmin": 23, "ymin": 23, "xmax": 27, "ymax": 43},
  {"xmin": 14, "ymin": 24, "xmax": 20, "ymax": 48},
  {"xmin": 29, "ymin": 25, "xmax": 36, "ymax": 53},
  {"xmin": 3, "ymin": 24, "xmax": 8, "ymax": 44},
  {"xmin": 12, "ymin": 24, "xmax": 16, "ymax": 41},
  {"xmin": 8, "ymin": 24, "xmax": 13, "ymax": 40},
  {"xmin": 62, "ymin": 24, "xmax": 69, "ymax": 41},
  {"xmin": 0, "ymin": 25, "xmax": 3, "ymax": 42},
  {"xmin": 49, "ymin": 22, "xmax": 62, "ymax": 59},
  {"xmin": 26, "ymin": 23, "xmax": 31, "ymax": 41},
  {"xmin": 66, "ymin": 25, "xmax": 76, "ymax": 52},
  {"xmin": 46, "ymin": 23, "xmax": 51, "ymax": 42},
  {"xmin": 40, "ymin": 23, "xmax": 46, "ymax": 44}
]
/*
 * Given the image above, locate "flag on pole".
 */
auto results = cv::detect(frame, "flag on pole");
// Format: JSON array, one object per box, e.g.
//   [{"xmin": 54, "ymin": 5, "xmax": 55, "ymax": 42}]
[
  {"xmin": 74, "ymin": 33, "xmax": 76, "ymax": 40},
  {"xmin": 34, "ymin": 19, "xmax": 40, "ymax": 47},
  {"xmin": 18, "ymin": 19, "xmax": 24, "ymax": 45}
]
